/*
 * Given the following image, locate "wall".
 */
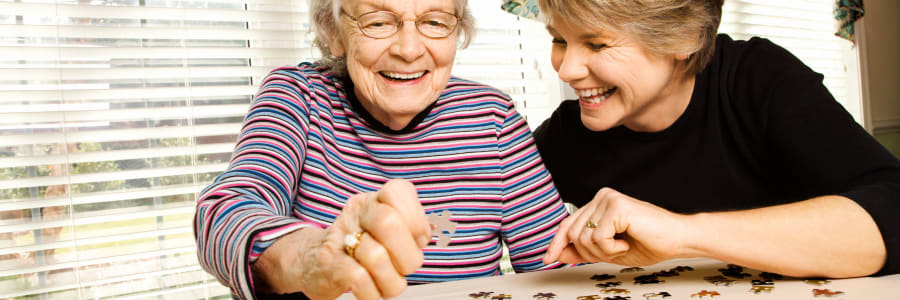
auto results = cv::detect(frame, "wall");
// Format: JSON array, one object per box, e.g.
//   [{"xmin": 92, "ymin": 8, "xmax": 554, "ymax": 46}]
[{"xmin": 859, "ymin": 1, "xmax": 900, "ymax": 158}]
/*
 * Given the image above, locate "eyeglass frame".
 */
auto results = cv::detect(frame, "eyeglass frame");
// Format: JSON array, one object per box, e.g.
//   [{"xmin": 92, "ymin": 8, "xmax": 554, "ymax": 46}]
[{"xmin": 340, "ymin": 9, "xmax": 461, "ymax": 39}]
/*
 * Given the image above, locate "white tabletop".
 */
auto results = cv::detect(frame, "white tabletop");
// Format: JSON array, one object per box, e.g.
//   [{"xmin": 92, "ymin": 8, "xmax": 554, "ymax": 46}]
[{"xmin": 338, "ymin": 258, "xmax": 900, "ymax": 299}]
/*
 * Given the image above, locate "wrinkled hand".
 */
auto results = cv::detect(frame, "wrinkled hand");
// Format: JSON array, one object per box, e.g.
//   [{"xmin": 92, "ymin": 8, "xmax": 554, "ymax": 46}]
[
  {"xmin": 253, "ymin": 179, "xmax": 431, "ymax": 300},
  {"xmin": 542, "ymin": 187, "xmax": 690, "ymax": 267}
]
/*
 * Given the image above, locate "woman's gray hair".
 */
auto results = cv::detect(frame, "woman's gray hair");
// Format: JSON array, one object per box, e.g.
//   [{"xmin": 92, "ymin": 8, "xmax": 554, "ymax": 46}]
[
  {"xmin": 538, "ymin": 0, "xmax": 723, "ymax": 76},
  {"xmin": 310, "ymin": 0, "xmax": 475, "ymax": 77}
]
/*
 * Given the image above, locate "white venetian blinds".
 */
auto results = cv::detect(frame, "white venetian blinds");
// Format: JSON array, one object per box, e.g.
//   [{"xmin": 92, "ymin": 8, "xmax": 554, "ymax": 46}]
[
  {"xmin": 719, "ymin": 0, "xmax": 861, "ymax": 122},
  {"xmin": 0, "ymin": 0, "xmax": 553, "ymax": 299},
  {"xmin": 0, "ymin": 0, "xmax": 306, "ymax": 299}
]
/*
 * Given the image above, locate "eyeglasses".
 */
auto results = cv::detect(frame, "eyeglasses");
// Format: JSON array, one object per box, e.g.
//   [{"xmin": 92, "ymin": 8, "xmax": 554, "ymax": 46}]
[{"xmin": 342, "ymin": 10, "xmax": 460, "ymax": 39}]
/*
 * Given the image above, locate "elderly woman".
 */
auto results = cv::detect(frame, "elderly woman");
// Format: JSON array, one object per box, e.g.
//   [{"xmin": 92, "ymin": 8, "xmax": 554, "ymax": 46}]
[
  {"xmin": 193, "ymin": 0, "xmax": 569, "ymax": 299},
  {"xmin": 534, "ymin": 0, "xmax": 900, "ymax": 278}
]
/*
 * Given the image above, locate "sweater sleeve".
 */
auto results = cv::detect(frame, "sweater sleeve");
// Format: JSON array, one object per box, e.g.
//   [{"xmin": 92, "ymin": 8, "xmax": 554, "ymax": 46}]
[
  {"xmin": 736, "ymin": 38, "xmax": 900, "ymax": 275},
  {"xmin": 496, "ymin": 99, "xmax": 570, "ymax": 272},
  {"xmin": 193, "ymin": 67, "xmax": 323, "ymax": 299}
]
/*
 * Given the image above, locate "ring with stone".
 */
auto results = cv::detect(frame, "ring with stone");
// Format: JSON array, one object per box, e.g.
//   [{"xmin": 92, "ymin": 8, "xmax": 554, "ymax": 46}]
[
  {"xmin": 344, "ymin": 231, "xmax": 365, "ymax": 258},
  {"xmin": 586, "ymin": 220, "xmax": 598, "ymax": 229}
]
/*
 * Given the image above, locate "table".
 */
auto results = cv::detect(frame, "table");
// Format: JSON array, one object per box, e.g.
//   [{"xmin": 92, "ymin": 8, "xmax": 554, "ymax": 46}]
[{"xmin": 338, "ymin": 258, "xmax": 900, "ymax": 299}]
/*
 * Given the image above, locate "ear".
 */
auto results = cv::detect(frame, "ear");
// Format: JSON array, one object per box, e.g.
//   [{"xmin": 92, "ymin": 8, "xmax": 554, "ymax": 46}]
[{"xmin": 329, "ymin": 36, "xmax": 345, "ymax": 57}]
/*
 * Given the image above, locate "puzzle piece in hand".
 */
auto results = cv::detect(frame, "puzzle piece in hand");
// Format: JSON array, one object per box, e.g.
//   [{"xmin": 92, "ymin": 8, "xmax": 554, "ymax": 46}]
[
  {"xmin": 427, "ymin": 210, "xmax": 457, "ymax": 247},
  {"xmin": 812, "ymin": 289, "xmax": 844, "ymax": 297},
  {"xmin": 533, "ymin": 292, "xmax": 557, "ymax": 299},
  {"xmin": 691, "ymin": 290, "xmax": 720, "ymax": 298}
]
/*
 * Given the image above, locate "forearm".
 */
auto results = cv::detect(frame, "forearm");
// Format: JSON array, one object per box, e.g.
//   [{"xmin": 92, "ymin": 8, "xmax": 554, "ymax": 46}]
[{"xmin": 683, "ymin": 195, "xmax": 886, "ymax": 278}]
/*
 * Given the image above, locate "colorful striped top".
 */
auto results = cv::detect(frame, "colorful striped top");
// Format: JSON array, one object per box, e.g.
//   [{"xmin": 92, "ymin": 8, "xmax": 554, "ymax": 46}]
[{"xmin": 194, "ymin": 62, "xmax": 569, "ymax": 299}]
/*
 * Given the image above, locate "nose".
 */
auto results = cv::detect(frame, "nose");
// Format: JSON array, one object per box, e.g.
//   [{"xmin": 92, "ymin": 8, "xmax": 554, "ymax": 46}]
[
  {"xmin": 389, "ymin": 21, "xmax": 426, "ymax": 61},
  {"xmin": 555, "ymin": 48, "xmax": 589, "ymax": 83}
]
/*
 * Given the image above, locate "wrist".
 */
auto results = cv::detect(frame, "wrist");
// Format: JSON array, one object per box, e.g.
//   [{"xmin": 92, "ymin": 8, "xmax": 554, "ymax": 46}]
[
  {"xmin": 251, "ymin": 226, "xmax": 324, "ymax": 294},
  {"xmin": 676, "ymin": 212, "xmax": 712, "ymax": 259}
]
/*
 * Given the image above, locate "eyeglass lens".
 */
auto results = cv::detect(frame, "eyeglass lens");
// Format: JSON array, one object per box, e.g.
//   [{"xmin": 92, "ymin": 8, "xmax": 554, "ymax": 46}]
[{"xmin": 355, "ymin": 11, "xmax": 458, "ymax": 38}]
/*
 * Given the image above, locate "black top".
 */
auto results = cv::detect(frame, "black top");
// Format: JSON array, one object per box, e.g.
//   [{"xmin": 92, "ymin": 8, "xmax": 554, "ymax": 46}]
[{"xmin": 534, "ymin": 34, "xmax": 900, "ymax": 275}]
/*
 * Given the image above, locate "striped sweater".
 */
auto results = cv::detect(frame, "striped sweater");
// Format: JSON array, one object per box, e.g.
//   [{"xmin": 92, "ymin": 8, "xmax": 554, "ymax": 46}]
[{"xmin": 194, "ymin": 62, "xmax": 569, "ymax": 299}]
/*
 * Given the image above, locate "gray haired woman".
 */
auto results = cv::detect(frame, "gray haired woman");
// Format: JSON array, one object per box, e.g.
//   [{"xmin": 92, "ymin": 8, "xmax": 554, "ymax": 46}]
[{"xmin": 194, "ymin": 0, "xmax": 571, "ymax": 299}]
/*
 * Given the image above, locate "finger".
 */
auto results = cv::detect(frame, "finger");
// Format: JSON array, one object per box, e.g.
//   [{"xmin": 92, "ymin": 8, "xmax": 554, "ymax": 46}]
[
  {"xmin": 352, "ymin": 232, "xmax": 409, "ymax": 298},
  {"xmin": 556, "ymin": 244, "xmax": 588, "ymax": 264},
  {"xmin": 543, "ymin": 215, "xmax": 575, "ymax": 264},
  {"xmin": 344, "ymin": 261, "xmax": 381, "ymax": 300},
  {"xmin": 594, "ymin": 193, "xmax": 631, "ymax": 257},
  {"xmin": 567, "ymin": 201, "xmax": 602, "ymax": 262},
  {"xmin": 374, "ymin": 179, "xmax": 431, "ymax": 248},
  {"xmin": 359, "ymin": 199, "xmax": 425, "ymax": 275}
]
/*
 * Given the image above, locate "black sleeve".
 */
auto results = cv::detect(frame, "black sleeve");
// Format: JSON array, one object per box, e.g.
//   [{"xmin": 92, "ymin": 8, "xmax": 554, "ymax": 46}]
[{"xmin": 734, "ymin": 38, "xmax": 900, "ymax": 275}]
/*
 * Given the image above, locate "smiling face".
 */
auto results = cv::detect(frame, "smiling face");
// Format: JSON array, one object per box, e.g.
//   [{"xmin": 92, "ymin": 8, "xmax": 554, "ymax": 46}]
[
  {"xmin": 331, "ymin": 0, "xmax": 458, "ymax": 130},
  {"xmin": 546, "ymin": 13, "xmax": 696, "ymax": 132}
]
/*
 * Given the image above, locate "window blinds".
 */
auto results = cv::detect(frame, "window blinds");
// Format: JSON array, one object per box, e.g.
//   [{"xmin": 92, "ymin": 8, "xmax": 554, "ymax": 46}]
[
  {"xmin": 719, "ymin": 0, "xmax": 861, "ymax": 122},
  {"xmin": 0, "ymin": 0, "xmax": 553, "ymax": 299}
]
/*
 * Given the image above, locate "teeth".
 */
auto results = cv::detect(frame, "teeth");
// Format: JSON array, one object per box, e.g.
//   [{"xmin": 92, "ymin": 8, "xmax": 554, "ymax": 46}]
[
  {"xmin": 381, "ymin": 71, "xmax": 425, "ymax": 80},
  {"xmin": 576, "ymin": 86, "xmax": 615, "ymax": 104}
]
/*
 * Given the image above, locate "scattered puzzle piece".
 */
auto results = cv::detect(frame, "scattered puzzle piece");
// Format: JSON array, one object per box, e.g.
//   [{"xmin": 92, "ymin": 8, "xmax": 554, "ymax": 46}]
[
  {"xmin": 491, "ymin": 293, "xmax": 512, "ymax": 300},
  {"xmin": 642, "ymin": 292, "xmax": 672, "ymax": 299},
  {"xmin": 577, "ymin": 295, "xmax": 602, "ymax": 300},
  {"xmin": 759, "ymin": 272, "xmax": 784, "ymax": 281},
  {"xmin": 620, "ymin": 267, "xmax": 645, "ymax": 273},
  {"xmin": 804, "ymin": 278, "xmax": 831, "ymax": 286},
  {"xmin": 603, "ymin": 296, "xmax": 631, "ymax": 300},
  {"xmin": 596, "ymin": 281, "xmax": 622, "ymax": 288},
  {"xmin": 751, "ymin": 280, "xmax": 773, "ymax": 286},
  {"xmin": 601, "ymin": 288, "xmax": 630, "ymax": 295},
  {"xmin": 691, "ymin": 290, "xmax": 720, "ymax": 298},
  {"xmin": 634, "ymin": 274, "xmax": 665, "ymax": 285},
  {"xmin": 427, "ymin": 210, "xmax": 457, "ymax": 247},
  {"xmin": 718, "ymin": 264, "xmax": 751, "ymax": 279},
  {"xmin": 671, "ymin": 266, "xmax": 694, "ymax": 272},
  {"xmin": 469, "ymin": 291, "xmax": 493, "ymax": 299},
  {"xmin": 591, "ymin": 274, "xmax": 617, "ymax": 281},
  {"xmin": 703, "ymin": 275, "xmax": 735, "ymax": 286},
  {"xmin": 812, "ymin": 289, "xmax": 844, "ymax": 297},
  {"xmin": 533, "ymin": 292, "xmax": 557, "ymax": 299},
  {"xmin": 749, "ymin": 286, "xmax": 774, "ymax": 294}
]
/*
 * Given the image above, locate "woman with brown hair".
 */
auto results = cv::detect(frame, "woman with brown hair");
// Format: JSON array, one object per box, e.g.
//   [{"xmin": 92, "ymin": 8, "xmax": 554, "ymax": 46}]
[{"xmin": 534, "ymin": 0, "xmax": 899, "ymax": 278}]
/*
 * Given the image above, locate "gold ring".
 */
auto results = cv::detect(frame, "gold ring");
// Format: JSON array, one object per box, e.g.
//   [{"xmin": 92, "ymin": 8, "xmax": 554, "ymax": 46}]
[
  {"xmin": 344, "ymin": 231, "xmax": 365, "ymax": 258},
  {"xmin": 586, "ymin": 220, "xmax": 598, "ymax": 229}
]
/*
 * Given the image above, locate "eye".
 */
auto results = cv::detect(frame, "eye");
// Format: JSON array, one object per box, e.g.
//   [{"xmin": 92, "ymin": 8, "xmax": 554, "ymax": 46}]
[
  {"xmin": 587, "ymin": 43, "xmax": 607, "ymax": 51},
  {"xmin": 551, "ymin": 38, "xmax": 567, "ymax": 47}
]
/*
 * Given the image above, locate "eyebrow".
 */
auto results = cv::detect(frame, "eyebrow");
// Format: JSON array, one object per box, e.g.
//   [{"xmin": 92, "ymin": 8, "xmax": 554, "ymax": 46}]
[{"xmin": 545, "ymin": 25, "xmax": 610, "ymax": 40}]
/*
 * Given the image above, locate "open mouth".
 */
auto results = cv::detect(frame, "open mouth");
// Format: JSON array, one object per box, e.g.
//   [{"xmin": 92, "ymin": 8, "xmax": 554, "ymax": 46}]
[
  {"xmin": 380, "ymin": 71, "xmax": 428, "ymax": 82},
  {"xmin": 578, "ymin": 86, "xmax": 617, "ymax": 104}
]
